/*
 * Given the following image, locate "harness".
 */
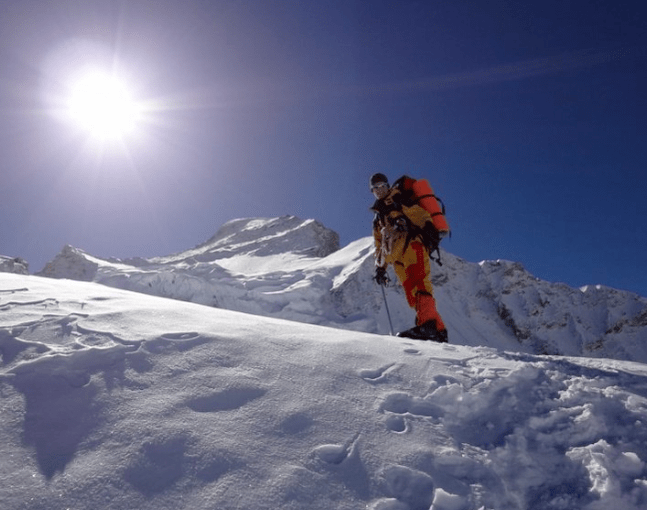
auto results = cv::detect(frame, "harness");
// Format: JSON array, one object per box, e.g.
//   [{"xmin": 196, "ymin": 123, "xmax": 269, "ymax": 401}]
[{"xmin": 372, "ymin": 189, "xmax": 443, "ymax": 266}]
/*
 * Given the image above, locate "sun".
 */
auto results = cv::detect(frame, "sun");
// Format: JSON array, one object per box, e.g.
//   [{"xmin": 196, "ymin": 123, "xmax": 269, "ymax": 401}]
[{"xmin": 65, "ymin": 70, "xmax": 143, "ymax": 140}]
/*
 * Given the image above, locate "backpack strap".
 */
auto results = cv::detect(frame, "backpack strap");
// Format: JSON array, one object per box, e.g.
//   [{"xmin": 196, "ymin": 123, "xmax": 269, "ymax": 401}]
[{"xmin": 392, "ymin": 175, "xmax": 416, "ymax": 206}]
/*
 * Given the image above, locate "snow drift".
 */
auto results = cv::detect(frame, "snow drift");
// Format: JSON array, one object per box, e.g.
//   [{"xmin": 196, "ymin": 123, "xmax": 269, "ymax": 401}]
[{"xmin": 38, "ymin": 216, "xmax": 647, "ymax": 363}]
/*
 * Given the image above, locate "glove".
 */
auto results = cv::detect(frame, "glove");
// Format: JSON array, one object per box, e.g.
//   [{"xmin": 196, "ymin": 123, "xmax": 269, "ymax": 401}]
[
  {"xmin": 374, "ymin": 266, "xmax": 390, "ymax": 286},
  {"xmin": 393, "ymin": 217, "xmax": 408, "ymax": 232}
]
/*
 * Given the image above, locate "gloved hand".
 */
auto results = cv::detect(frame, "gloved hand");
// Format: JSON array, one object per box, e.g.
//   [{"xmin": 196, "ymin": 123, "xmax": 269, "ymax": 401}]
[
  {"xmin": 393, "ymin": 217, "xmax": 408, "ymax": 232},
  {"xmin": 374, "ymin": 266, "xmax": 390, "ymax": 286}
]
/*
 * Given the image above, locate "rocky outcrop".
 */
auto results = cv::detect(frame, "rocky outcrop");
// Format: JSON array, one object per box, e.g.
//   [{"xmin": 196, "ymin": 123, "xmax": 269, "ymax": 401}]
[{"xmin": 0, "ymin": 256, "xmax": 29, "ymax": 275}]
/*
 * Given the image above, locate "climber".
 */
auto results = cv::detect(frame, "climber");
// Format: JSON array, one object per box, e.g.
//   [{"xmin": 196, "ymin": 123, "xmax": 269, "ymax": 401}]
[{"xmin": 370, "ymin": 172, "xmax": 448, "ymax": 342}]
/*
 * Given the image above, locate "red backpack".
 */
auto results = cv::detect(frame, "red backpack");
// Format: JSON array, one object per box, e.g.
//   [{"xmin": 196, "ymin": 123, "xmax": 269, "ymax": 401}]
[
  {"xmin": 394, "ymin": 175, "xmax": 450, "ymax": 264},
  {"xmin": 394, "ymin": 175, "xmax": 450, "ymax": 235}
]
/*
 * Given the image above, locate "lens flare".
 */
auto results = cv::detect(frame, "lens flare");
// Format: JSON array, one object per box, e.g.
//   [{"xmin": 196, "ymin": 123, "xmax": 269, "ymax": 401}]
[{"xmin": 65, "ymin": 70, "xmax": 143, "ymax": 140}]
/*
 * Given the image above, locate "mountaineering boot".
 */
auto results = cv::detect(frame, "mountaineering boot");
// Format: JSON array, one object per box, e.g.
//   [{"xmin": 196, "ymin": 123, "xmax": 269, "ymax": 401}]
[{"xmin": 397, "ymin": 320, "xmax": 448, "ymax": 343}]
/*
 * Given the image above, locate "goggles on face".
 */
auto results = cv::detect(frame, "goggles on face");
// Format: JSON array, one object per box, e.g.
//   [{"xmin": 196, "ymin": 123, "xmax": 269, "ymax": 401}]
[{"xmin": 371, "ymin": 182, "xmax": 389, "ymax": 193}]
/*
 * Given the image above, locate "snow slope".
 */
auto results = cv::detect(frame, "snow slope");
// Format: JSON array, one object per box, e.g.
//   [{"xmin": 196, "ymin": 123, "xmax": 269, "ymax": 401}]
[
  {"xmin": 2, "ymin": 272, "xmax": 647, "ymax": 510},
  {"xmin": 38, "ymin": 216, "xmax": 647, "ymax": 363}
]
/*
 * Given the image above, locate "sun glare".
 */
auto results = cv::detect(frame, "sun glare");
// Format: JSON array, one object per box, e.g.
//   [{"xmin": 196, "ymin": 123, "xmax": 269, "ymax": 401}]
[{"xmin": 65, "ymin": 71, "xmax": 143, "ymax": 140}]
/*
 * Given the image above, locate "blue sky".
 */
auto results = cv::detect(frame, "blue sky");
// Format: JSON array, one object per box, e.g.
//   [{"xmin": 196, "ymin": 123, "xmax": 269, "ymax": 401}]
[{"xmin": 1, "ymin": 0, "xmax": 646, "ymax": 297}]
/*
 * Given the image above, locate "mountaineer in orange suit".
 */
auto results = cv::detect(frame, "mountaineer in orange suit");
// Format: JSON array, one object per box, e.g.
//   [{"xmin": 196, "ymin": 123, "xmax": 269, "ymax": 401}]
[{"xmin": 370, "ymin": 172, "xmax": 448, "ymax": 342}]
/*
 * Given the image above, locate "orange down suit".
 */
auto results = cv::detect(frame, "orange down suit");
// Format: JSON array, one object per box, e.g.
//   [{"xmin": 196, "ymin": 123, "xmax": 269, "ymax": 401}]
[{"xmin": 371, "ymin": 187, "xmax": 446, "ymax": 331}]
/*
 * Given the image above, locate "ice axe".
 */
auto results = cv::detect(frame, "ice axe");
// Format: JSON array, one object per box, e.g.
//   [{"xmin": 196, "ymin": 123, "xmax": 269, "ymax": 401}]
[{"xmin": 380, "ymin": 284, "xmax": 395, "ymax": 336}]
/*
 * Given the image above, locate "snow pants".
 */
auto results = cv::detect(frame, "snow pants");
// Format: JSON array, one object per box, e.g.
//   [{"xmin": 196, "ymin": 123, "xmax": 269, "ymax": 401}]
[{"xmin": 392, "ymin": 241, "xmax": 446, "ymax": 331}]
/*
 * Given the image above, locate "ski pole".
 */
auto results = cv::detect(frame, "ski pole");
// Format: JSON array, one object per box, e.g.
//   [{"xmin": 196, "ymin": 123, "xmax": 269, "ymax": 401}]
[{"xmin": 380, "ymin": 284, "xmax": 395, "ymax": 336}]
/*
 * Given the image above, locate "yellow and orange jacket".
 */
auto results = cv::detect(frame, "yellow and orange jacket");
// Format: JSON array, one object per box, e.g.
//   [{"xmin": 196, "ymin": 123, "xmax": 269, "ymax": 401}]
[{"xmin": 371, "ymin": 186, "xmax": 436, "ymax": 269}]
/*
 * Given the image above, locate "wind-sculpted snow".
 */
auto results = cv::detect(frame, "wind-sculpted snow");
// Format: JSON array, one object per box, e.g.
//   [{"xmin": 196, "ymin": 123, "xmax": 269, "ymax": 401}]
[
  {"xmin": 1, "ymin": 273, "xmax": 647, "ymax": 509},
  {"xmin": 38, "ymin": 216, "xmax": 647, "ymax": 362}
]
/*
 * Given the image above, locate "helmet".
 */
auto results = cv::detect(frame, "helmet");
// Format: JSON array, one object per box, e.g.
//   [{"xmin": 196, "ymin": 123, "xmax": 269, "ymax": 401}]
[{"xmin": 369, "ymin": 173, "xmax": 388, "ymax": 187}]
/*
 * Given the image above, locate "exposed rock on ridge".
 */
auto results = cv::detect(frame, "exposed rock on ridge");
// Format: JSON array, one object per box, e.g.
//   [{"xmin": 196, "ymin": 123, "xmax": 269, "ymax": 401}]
[{"xmin": 0, "ymin": 256, "xmax": 29, "ymax": 275}]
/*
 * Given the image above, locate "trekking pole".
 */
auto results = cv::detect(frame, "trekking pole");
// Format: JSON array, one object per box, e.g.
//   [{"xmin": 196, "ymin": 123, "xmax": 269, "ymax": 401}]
[{"xmin": 380, "ymin": 284, "xmax": 395, "ymax": 336}]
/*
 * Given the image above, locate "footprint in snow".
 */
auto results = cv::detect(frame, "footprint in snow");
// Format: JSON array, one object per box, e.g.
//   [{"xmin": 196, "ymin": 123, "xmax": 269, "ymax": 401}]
[
  {"xmin": 378, "ymin": 465, "xmax": 435, "ymax": 510},
  {"xmin": 359, "ymin": 363, "xmax": 396, "ymax": 383},
  {"xmin": 186, "ymin": 387, "xmax": 266, "ymax": 413},
  {"xmin": 384, "ymin": 415, "xmax": 408, "ymax": 434},
  {"xmin": 381, "ymin": 392, "xmax": 444, "ymax": 418},
  {"xmin": 380, "ymin": 392, "xmax": 444, "ymax": 433},
  {"xmin": 312, "ymin": 444, "xmax": 350, "ymax": 465},
  {"xmin": 311, "ymin": 434, "xmax": 360, "ymax": 465}
]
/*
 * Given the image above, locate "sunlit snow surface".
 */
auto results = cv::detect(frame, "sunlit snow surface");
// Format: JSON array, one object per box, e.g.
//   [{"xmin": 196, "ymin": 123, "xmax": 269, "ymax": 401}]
[{"xmin": 2, "ymin": 273, "xmax": 647, "ymax": 509}]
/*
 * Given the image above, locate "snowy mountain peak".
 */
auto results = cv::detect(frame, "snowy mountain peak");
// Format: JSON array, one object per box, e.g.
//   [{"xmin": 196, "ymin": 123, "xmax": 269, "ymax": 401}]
[
  {"xmin": 153, "ymin": 215, "xmax": 340, "ymax": 265},
  {"xmin": 206, "ymin": 216, "xmax": 339, "ymax": 254},
  {"xmin": 39, "ymin": 245, "xmax": 101, "ymax": 281}
]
